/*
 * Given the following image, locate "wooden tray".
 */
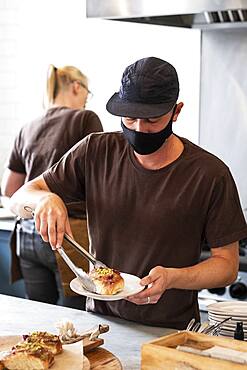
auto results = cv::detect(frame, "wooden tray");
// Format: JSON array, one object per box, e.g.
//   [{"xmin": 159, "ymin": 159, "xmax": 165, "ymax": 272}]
[{"xmin": 141, "ymin": 330, "xmax": 247, "ymax": 370}]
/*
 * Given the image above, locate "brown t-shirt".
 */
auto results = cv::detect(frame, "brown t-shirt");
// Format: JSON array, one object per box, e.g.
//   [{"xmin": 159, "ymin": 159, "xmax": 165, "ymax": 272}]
[
  {"xmin": 7, "ymin": 107, "xmax": 103, "ymax": 218},
  {"xmin": 43, "ymin": 132, "xmax": 247, "ymax": 328}
]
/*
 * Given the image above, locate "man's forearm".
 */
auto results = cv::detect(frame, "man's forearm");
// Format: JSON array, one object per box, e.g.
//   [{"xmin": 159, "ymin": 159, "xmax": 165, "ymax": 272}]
[{"xmin": 167, "ymin": 255, "xmax": 238, "ymax": 291}]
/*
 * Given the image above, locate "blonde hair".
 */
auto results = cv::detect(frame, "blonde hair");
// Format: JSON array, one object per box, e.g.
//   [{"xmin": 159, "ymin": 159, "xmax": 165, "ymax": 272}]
[{"xmin": 46, "ymin": 64, "xmax": 88, "ymax": 106}]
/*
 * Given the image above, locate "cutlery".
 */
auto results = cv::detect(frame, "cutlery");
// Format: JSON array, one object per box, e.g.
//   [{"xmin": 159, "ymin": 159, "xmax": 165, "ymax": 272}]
[
  {"xmin": 185, "ymin": 316, "xmax": 232, "ymax": 336},
  {"xmin": 203, "ymin": 316, "xmax": 232, "ymax": 335},
  {"xmin": 197, "ymin": 322, "xmax": 210, "ymax": 333},
  {"xmin": 185, "ymin": 318, "xmax": 196, "ymax": 331},
  {"xmin": 191, "ymin": 322, "xmax": 201, "ymax": 332}
]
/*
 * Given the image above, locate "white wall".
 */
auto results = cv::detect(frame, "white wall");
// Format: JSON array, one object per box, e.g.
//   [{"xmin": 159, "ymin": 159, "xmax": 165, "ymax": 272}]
[{"xmin": 0, "ymin": 0, "xmax": 200, "ymax": 181}]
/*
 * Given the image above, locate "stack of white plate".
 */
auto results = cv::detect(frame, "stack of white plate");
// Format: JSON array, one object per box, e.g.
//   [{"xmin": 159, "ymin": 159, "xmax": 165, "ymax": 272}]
[{"xmin": 207, "ymin": 301, "xmax": 247, "ymax": 340}]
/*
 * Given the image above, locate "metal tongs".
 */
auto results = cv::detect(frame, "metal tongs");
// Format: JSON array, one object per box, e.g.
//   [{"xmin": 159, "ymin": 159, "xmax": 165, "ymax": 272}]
[
  {"xmin": 57, "ymin": 247, "xmax": 98, "ymax": 293},
  {"xmin": 23, "ymin": 206, "xmax": 107, "ymax": 293},
  {"xmin": 63, "ymin": 233, "xmax": 107, "ymax": 269},
  {"xmin": 60, "ymin": 234, "xmax": 109, "ymax": 293}
]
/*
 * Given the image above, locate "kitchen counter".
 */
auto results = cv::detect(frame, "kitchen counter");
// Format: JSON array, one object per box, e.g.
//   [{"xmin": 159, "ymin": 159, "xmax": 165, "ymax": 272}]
[{"xmin": 0, "ymin": 294, "xmax": 175, "ymax": 369}]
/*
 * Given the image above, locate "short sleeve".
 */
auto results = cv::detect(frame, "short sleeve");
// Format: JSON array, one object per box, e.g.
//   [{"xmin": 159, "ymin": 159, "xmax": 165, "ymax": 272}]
[
  {"xmin": 6, "ymin": 130, "xmax": 26, "ymax": 174},
  {"xmin": 205, "ymin": 168, "xmax": 247, "ymax": 247},
  {"xmin": 81, "ymin": 110, "xmax": 103, "ymax": 137},
  {"xmin": 43, "ymin": 136, "xmax": 89, "ymax": 204}
]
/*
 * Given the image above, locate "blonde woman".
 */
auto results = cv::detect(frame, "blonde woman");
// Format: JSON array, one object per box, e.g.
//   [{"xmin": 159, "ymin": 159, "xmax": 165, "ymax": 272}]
[{"xmin": 1, "ymin": 64, "xmax": 103, "ymax": 309}]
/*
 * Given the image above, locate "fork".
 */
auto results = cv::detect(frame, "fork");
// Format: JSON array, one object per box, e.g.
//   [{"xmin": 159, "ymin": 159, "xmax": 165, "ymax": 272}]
[
  {"xmin": 185, "ymin": 318, "xmax": 196, "ymax": 331},
  {"xmin": 191, "ymin": 322, "xmax": 201, "ymax": 332}
]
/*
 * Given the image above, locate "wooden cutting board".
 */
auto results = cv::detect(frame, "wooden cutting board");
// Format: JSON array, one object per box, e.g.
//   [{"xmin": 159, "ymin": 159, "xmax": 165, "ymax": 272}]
[
  {"xmin": 0, "ymin": 335, "xmax": 122, "ymax": 370},
  {"xmin": 0, "ymin": 336, "xmax": 85, "ymax": 369},
  {"xmin": 86, "ymin": 347, "xmax": 122, "ymax": 369}
]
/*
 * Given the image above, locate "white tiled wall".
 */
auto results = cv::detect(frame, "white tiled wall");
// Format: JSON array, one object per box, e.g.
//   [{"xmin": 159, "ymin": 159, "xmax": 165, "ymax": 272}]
[{"xmin": 0, "ymin": 0, "xmax": 200, "ymax": 184}]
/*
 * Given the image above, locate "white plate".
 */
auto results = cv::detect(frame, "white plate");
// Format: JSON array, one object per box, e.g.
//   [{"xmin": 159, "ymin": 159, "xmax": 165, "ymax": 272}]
[
  {"xmin": 70, "ymin": 272, "xmax": 144, "ymax": 301},
  {"xmin": 208, "ymin": 321, "xmax": 247, "ymax": 333},
  {"xmin": 208, "ymin": 315, "xmax": 247, "ymax": 328},
  {"xmin": 207, "ymin": 301, "xmax": 247, "ymax": 316},
  {"xmin": 208, "ymin": 312, "xmax": 247, "ymax": 321}
]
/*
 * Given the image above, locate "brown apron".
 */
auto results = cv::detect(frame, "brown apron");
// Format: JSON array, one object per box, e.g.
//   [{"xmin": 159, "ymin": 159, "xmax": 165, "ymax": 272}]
[{"xmin": 9, "ymin": 218, "xmax": 89, "ymax": 297}]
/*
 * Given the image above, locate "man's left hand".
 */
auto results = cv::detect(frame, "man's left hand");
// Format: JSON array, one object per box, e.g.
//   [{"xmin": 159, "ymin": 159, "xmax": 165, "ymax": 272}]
[{"xmin": 126, "ymin": 266, "xmax": 170, "ymax": 305}]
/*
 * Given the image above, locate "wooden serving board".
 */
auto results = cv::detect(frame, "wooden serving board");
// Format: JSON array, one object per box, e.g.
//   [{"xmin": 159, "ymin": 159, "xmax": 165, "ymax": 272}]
[
  {"xmin": 0, "ymin": 336, "xmax": 85, "ymax": 369},
  {"xmin": 83, "ymin": 335, "xmax": 122, "ymax": 368},
  {"xmin": 86, "ymin": 347, "xmax": 123, "ymax": 369},
  {"xmin": 0, "ymin": 335, "xmax": 122, "ymax": 370}
]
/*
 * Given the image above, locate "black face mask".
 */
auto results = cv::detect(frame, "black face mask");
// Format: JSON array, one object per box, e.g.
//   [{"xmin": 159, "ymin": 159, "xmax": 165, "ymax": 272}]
[{"xmin": 121, "ymin": 107, "xmax": 176, "ymax": 155}]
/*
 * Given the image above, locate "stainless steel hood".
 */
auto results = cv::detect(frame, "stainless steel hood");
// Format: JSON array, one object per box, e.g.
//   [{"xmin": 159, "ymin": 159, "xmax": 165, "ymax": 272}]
[{"xmin": 86, "ymin": 0, "xmax": 247, "ymax": 29}]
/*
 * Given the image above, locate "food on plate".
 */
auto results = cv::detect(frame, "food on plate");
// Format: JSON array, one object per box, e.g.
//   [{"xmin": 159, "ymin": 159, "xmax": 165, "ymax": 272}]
[
  {"xmin": 2, "ymin": 342, "xmax": 54, "ymax": 370},
  {"xmin": 22, "ymin": 331, "xmax": 63, "ymax": 355},
  {"xmin": 89, "ymin": 267, "xmax": 124, "ymax": 295}
]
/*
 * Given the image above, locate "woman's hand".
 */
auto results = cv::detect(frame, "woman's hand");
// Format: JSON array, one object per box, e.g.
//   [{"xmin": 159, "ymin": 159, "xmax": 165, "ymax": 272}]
[
  {"xmin": 126, "ymin": 266, "xmax": 172, "ymax": 305},
  {"xmin": 34, "ymin": 193, "xmax": 72, "ymax": 249}
]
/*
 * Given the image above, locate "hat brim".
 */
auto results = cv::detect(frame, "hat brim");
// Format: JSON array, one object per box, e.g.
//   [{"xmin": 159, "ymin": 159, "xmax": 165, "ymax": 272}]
[{"xmin": 106, "ymin": 93, "xmax": 176, "ymax": 119}]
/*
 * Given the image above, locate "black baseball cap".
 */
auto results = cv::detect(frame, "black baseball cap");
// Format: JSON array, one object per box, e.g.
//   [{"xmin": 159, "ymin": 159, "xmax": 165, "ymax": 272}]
[{"xmin": 106, "ymin": 57, "xmax": 179, "ymax": 119}]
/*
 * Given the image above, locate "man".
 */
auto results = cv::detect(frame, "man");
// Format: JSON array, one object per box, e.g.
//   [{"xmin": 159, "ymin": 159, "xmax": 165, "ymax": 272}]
[{"xmin": 10, "ymin": 57, "xmax": 247, "ymax": 329}]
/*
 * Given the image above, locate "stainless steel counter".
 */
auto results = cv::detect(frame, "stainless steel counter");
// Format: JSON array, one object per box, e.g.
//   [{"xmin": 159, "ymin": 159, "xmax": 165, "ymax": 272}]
[{"xmin": 0, "ymin": 294, "xmax": 175, "ymax": 369}]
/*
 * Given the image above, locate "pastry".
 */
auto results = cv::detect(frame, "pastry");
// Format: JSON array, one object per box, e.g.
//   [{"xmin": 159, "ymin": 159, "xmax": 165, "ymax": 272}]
[
  {"xmin": 2, "ymin": 342, "xmax": 54, "ymax": 370},
  {"xmin": 89, "ymin": 267, "xmax": 124, "ymax": 295},
  {"xmin": 23, "ymin": 331, "xmax": 63, "ymax": 355}
]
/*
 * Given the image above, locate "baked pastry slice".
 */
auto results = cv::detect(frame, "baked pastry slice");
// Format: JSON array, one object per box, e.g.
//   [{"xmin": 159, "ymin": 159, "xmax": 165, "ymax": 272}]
[
  {"xmin": 23, "ymin": 331, "xmax": 63, "ymax": 355},
  {"xmin": 2, "ymin": 342, "xmax": 54, "ymax": 370},
  {"xmin": 89, "ymin": 267, "xmax": 124, "ymax": 295}
]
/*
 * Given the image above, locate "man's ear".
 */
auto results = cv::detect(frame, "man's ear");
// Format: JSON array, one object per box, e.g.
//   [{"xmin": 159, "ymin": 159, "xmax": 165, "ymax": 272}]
[{"xmin": 173, "ymin": 102, "xmax": 184, "ymax": 122}]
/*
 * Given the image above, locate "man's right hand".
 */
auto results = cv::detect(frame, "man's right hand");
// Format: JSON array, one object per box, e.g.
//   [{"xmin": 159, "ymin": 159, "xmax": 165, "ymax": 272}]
[{"xmin": 34, "ymin": 193, "xmax": 73, "ymax": 249}]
